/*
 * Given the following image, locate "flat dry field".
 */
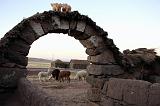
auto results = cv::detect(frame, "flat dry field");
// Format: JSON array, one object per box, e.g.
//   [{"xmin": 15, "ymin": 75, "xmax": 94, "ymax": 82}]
[
  {"xmin": 27, "ymin": 73, "xmax": 91, "ymax": 106},
  {"xmin": 27, "ymin": 61, "xmax": 51, "ymax": 68},
  {"xmin": 26, "ymin": 60, "xmax": 93, "ymax": 105}
]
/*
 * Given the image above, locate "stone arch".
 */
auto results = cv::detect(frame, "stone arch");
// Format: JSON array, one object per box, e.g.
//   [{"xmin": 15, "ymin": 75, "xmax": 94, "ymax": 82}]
[{"xmin": 0, "ymin": 11, "xmax": 123, "ymax": 92}]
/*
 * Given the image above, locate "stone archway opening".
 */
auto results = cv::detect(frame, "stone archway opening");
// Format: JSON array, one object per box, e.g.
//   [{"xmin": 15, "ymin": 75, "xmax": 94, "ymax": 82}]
[
  {"xmin": 27, "ymin": 33, "xmax": 87, "ymax": 62},
  {"xmin": 0, "ymin": 11, "xmax": 122, "ymax": 83},
  {"xmin": 0, "ymin": 11, "xmax": 124, "ymax": 105}
]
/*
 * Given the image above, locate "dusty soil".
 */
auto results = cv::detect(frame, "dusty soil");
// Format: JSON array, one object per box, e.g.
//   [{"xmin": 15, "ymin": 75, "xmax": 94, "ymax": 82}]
[{"xmin": 27, "ymin": 75, "xmax": 92, "ymax": 106}]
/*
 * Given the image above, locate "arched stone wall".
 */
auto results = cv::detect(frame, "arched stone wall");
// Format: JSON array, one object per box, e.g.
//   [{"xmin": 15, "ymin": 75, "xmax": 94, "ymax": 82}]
[
  {"xmin": 1, "ymin": 11, "xmax": 160, "ymax": 106},
  {"xmin": 0, "ymin": 11, "xmax": 122, "ymax": 89},
  {"xmin": 0, "ymin": 11, "xmax": 125, "ymax": 106}
]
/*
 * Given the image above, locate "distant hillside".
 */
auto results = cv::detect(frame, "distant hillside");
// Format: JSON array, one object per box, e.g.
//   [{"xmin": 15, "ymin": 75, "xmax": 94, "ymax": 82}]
[{"xmin": 28, "ymin": 57, "xmax": 52, "ymax": 63}]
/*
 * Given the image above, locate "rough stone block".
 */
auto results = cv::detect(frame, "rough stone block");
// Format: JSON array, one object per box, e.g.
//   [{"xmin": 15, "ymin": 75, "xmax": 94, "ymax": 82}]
[
  {"xmin": 80, "ymin": 35, "xmax": 104, "ymax": 49},
  {"xmin": 60, "ymin": 19, "xmax": 69, "ymax": 30},
  {"xmin": 106, "ymin": 78, "xmax": 151, "ymax": 106},
  {"xmin": 0, "ymin": 67, "xmax": 27, "ymax": 88},
  {"xmin": 87, "ymin": 50, "xmax": 116, "ymax": 64},
  {"xmin": 19, "ymin": 23, "xmax": 38, "ymax": 45},
  {"xmin": 107, "ymin": 78, "xmax": 132, "ymax": 100},
  {"xmin": 52, "ymin": 16, "xmax": 60, "ymax": 29},
  {"xmin": 84, "ymin": 25, "xmax": 98, "ymax": 36},
  {"xmin": 100, "ymin": 97, "xmax": 114, "ymax": 106},
  {"xmin": 76, "ymin": 20, "xmax": 86, "ymax": 32},
  {"xmin": 86, "ymin": 46, "xmax": 107, "ymax": 56},
  {"xmin": 4, "ymin": 50, "xmax": 28, "ymax": 66},
  {"xmin": 79, "ymin": 38, "xmax": 93, "ymax": 48},
  {"xmin": 149, "ymin": 75, "xmax": 160, "ymax": 83},
  {"xmin": 75, "ymin": 33, "xmax": 91, "ymax": 40},
  {"xmin": 69, "ymin": 30, "xmax": 91, "ymax": 40},
  {"xmin": 100, "ymin": 98, "xmax": 128, "ymax": 106},
  {"xmin": 1, "ymin": 63, "xmax": 25, "ymax": 68},
  {"xmin": 30, "ymin": 21, "xmax": 44, "ymax": 37},
  {"xmin": 40, "ymin": 21, "xmax": 54, "ymax": 34},
  {"xmin": 148, "ymin": 83, "xmax": 160, "ymax": 106},
  {"xmin": 86, "ymin": 75, "xmax": 106, "ymax": 89},
  {"xmin": 88, "ymin": 102, "xmax": 100, "ymax": 106},
  {"xmin": 86, "ymin": 75, "xmax": 93, "ymax": 84},
  {"xmin": 101, "ymin": 81, "xmax": 109, "ymax": 95},
  {"xmin": 123, "ymin": 80, "xmax": 151, "ymax": 106},
  {"xmin": 69, "ymin": 20, "xmax": 77, "ymax": 30},
  {"xmin": 7, "ymin": 38, "xmax": 30, "ymax": 56},
  {"xmin": 87, "ymin": 64, "xmax": 124, "ymax": 76},
  {"xmin": 1, "ymin": 63, "xmax": 16, "ymax": 68},
  {"xmin": 100, "ymin": 97, "xmax": 127, "ymax": 106},
  {"xmin": 87, "ymin": 88, "xmax": 101, "ymax": 102},
  {"xmin": 0, "ymin": 55, "xmax": 10, "ymax": 65}
]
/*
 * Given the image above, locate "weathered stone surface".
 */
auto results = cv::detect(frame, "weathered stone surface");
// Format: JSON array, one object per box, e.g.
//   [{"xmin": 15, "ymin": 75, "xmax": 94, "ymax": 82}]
[
  {"xmin": 52, "ymin": 16, "xmax": 60, "ymax": 29},
  {"xmin": 0, "ymin": 67, "xmax": 27, "ymax": 88},
  {"xmin": 87, "ymin": 50, "xmax": 116, "ymax": 64},
  {"xmin": 87, "ymin": 88, "xmax": 101, "ymax": 102},
  {"xmin": 40, "ymin": 21, "xmax": 54, "ymax": 34},
  {"xmin": 107, "ymin": 78, "xmax": 135, "ymax": 100},
  {"xmin": 101, "ymin": 81, "xmax": 109, "ymax": 95},
  {"xmin": 148, "ymin": 83, "xmax": 160, "ymax": 106},
  {"xmin": 80, "ymin": 35, "xmax": 104, "ymax": 49},
  {"xmin": 84, "ymin": 25, "xmax": 98, "ymax": 36},
  {"xmin": 4, "ymin": 50, "xmax": 28, "ymax": 66},
  {"xmin": 87, "ymin": 64, "xmax": 124, "ymax": 76},
  {"xmin": 68, "ymin": 30, "xmax": 91, "ymax": 40},
  {"xmin": 20, "ymin": 24, "xmax": 37, "ymax": 45},
  {"xmin": 86, "ymin": 46, "xmax": 108, "ymax": 56},
  {"xmin": 88, "ymin": 102, "xmax": 100, "ymax": 106},
  {"xmin": 107, "ymin": 78, "xmax": 151, "ymax": 105},
  {"xmin": 69, "ymin": 20, "xmax": 77, "ymax": 30},
  {"xmin": 60, "ymin": 19, "xmax": 69, "ymax": 30},
  {"xmin": 1, "ymin": 63, "xmax": 25, "ymax": 68},
  {"xmin": 154, "ymin": 63, "xmax": 160, "ymax": 76},
  {"xmin": 100, "ymin": 97, "xmax": 128, "ymax": 106},
  {"xmin": 149, "ymin": 75, "xmax": 160, "ymax": 83},
  {"xmin": 30, "ymin": 21, "xmax": 44, "ymax": 37},
  {"xmin": 0, "ymin": 25, "xmax": 21, "ymax": 47},
  {"xmin": 86, "ymin": 75, "xmax": 106, "ymax": 89},
  {"xmin": 0, "ymin": 53, "xmax": 10, "ymax": 65},
  {"xmin": 123, "ymin": 48, "xmax": 157, "ymax": 65},
  {"xmin": 1, "ymin": 63, "xmax": 15, "ymax": 68},
  {"xmin": 6, "ymin": 38, "xmax": 30, "ymax": 56},
  {"xmin": 76, "ymin": 20, "xmax": 86, "ymax": 32},
  {"xmin": 75, "ymin": 33, "xmax": 91, "ymax": 40},
  {"xmin": 100, "ymin": 97, "xmax": 114, "ymax": 106},
  {"xmin": 123, "ymin": 80, "xmax": 151, "ymax": 106}
]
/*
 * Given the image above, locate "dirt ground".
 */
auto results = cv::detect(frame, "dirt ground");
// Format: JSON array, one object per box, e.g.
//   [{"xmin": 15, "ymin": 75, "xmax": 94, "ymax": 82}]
[{"xmin": 27, "ymin": 75, "xmax": 92, "ymax": 106}]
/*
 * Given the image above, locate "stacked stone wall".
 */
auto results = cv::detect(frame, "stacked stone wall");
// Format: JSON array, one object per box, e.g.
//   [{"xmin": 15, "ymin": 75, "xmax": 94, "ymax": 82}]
[{"xmin": 87, "ymin": 78, "xmax": 160, "ymax": 106}]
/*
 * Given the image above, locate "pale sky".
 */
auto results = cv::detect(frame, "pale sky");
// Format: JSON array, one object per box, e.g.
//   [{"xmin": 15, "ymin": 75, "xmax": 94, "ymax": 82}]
[{"xmin": 1, "ymin": 0, "xmax": 160, "ymax": 61}]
